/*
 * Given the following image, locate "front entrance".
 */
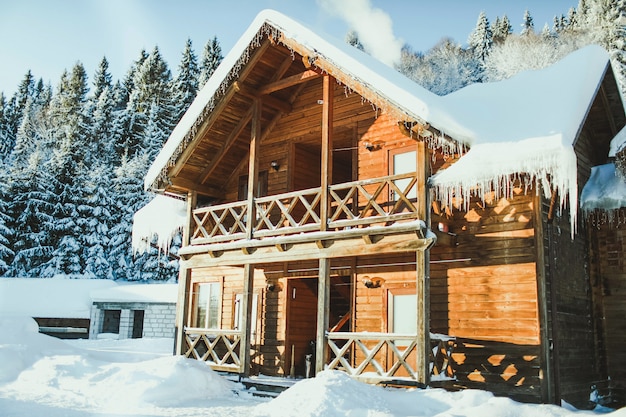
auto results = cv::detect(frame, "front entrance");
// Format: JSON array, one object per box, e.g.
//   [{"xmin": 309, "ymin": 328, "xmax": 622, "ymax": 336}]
[{"xmin": 285, "ymin": 275, "xmax": 351, "ymax": 377}]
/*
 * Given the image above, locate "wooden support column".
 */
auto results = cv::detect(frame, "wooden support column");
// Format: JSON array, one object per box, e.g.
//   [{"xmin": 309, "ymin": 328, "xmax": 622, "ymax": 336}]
[
  {"xmin": 246, "ymin": 99, "xmax": 262, "ymax": 240},
  {"xmin": 320, "ymin": 75, "xmax": 334, "ymax": 231},
  {"xmin": 534, "ymin": 191, "xmax": 555, "ymax": 403},
  {"xmin": 416, "ymin": 141, "xmax": 430, "ymax": 385},
  {"xmin": 240, "ymin": 263, "xmax": 255, "ymax": 376},
  {"xmin": 316, "ymin": 257, "xmax": 331, "ymax": 373},
  {"xmin": 175, "ymin": 190, "xmax": 197, "ymax": 355}
]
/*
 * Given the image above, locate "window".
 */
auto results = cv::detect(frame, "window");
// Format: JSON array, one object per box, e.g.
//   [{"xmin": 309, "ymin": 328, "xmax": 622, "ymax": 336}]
[
  {"xmin": 233, "ymin": 293, "xmax": 259, "ymax": 344},
  {"xmin": 387, "ymin": 289, "xmax": 416, "ymax": 346},
  {"xmin": 193, "ymin": 282, "xmax": 221, "ymax": 329},
  {"xmin": 389, "ymin": 149, "xmax": 417, "ymax": 200},
  {"xmin": 102, "ymin": 309, "xmax": 121, "ymax": 334}
]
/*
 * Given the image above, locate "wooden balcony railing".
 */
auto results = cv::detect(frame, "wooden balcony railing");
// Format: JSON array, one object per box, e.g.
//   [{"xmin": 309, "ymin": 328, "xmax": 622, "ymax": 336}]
[
  {"xmin": 183, "ymin": 327, "xmax": 243, "ymax": 373},
  {"xmin": 190, "ymin": 173, "xmax": 419, "ymax": 245},
  {"xmin": 326, "ymin": 331, "xmax": 455, "ymax": 383}
]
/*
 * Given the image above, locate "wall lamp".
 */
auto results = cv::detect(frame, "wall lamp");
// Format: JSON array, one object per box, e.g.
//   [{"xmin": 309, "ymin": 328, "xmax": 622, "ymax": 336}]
[
  {"xmin": 270, "ymin": 161, "xmax": 280, "ymax": 171},
  {"xmin": 362, "ymin": 276, "xmax": 385, "ymax": 289},
  {"xmin": 363, "ymin": 141, "xmax": 382, "ymax": 152}
]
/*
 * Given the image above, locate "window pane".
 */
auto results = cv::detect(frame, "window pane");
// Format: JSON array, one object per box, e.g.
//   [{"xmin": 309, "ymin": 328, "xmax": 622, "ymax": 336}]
[
  {"xmin": 391, "ymin": 293, "xmax": 416, "ymax": 335},
  {"xmin": 195, "ymin": 285, "xmax": 209, "ymax": 328},
  {"xmin": 393, "ymin": 151, "xmax": 416, "ymax": 199},
  {"xmin": 208, "ymin": 283, "xmax": 220, "ymax": 329}
]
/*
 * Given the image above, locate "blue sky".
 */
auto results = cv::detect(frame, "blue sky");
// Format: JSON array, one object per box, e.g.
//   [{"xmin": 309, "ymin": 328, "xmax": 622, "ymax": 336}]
[{"xmin": 0, "ymin": 0, "xmax": 579, "ymax": 96}]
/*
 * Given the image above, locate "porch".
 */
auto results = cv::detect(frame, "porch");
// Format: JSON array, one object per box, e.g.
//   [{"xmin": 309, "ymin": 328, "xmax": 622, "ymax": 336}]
[{"xmin": 182, "ymin": 327, "xmax": 456, "ymax": 385}]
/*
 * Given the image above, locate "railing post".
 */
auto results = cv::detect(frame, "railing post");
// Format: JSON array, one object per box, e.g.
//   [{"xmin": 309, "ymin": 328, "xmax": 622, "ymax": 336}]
[
  {"xmin": 320, "ymin": 75, "xmax": 334, "ymax": 232},
  {"xmin": 316, "ymin": 257, "xmax": 331, "ymax": 373},
  {"xmin": 240, "ymin": 263, "xmax": 255, "ymax": 376}
]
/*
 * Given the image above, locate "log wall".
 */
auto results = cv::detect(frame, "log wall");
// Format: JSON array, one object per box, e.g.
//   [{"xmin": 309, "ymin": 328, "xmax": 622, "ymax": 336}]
[{"xmin": 588, "ymin": 210, "xmax": 626, "ymax": 405}]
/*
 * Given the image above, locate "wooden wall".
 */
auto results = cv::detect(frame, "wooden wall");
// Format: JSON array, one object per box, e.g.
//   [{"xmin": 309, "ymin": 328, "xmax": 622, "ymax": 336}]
[
  {"xmin": 429, "ymin": 187, "xmax": 543, "ymax": 402},
  {"xmin": 588, "ymin": 210, "xmax": 626, "ymax": 405}
]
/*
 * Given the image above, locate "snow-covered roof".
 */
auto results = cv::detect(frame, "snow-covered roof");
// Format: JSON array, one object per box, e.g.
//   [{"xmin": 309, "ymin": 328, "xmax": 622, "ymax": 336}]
[
  {"xmin": 90, "ymin": 283, "xmax": 177, "ymax": 304},
  {"xmin": 581, "ymin": 163, "xmax": 626, "ymax": 212},
  {"xmin": 143, "ymin": 10, "xmax": 612, "ymax": 235},
  {"xmin": 0, "ymin": 277, "xmax": 117, "ymax": 319},
  {"xmin": 132, "ymin": 194, "xmax": 187, "ymax": 255}
]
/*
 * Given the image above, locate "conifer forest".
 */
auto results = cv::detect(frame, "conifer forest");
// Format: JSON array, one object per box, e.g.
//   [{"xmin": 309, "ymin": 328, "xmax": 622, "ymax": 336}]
[{"xmin": 0, "ymin": 0, "xmax": 624, "ymax": 281}]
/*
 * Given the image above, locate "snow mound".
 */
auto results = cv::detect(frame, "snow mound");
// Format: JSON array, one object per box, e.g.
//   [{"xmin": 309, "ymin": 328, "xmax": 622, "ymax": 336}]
[
  {"xmin": 253, "ymin": 370, "xmax": 592, "ymax": 417},
  {"xmin": 0, "ymin": 315, "xmax": 77, "ymax": 384}
]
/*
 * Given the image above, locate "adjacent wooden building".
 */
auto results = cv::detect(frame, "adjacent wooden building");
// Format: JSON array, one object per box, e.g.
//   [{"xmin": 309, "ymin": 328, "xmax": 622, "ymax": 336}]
[{"xmin": 141, "ymin": 10, "xmax": 626, "ymax": 408}]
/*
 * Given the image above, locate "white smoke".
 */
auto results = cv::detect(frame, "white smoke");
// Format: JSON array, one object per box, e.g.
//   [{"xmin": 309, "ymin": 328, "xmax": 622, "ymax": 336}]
[{"xmin": 318, "ymin": 0, "xmax": 403, "ymax": 67}]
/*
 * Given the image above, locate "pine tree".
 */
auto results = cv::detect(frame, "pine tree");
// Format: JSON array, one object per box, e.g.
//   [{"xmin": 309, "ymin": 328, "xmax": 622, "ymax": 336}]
[
  {"xmin": 6, "ymin": 148, "xmax": 55, "ymax": 276},
  {"xmin": 492, "ymin": 15, "xmax": 512, "ymax": 43},
  {"xmin": 108, "ymin": 153, "xmax": 150, "ymax": 280},
  {"xmin": 42, "ymin": 63, "xmax": 91, "ymax": 276},
  {"xmin": 80, "ymin": 163, "xmax": 114, "ymax": 279},
  {"xmin": 0, "ymin": 93, "xmax": 14, "ymax": 161},
  {"xmin": 198, "ymin": 37, "xmax": 223, "ymax": 89},
  {"xmin": 521, "ymin": 10, "xmax": 535, "ymax": 35},
  {"xmin": 0, "ymin": 168, "xmax": 14, "ymax": 275},
  {"xmin": 173, "ymin": 38, "xmax": 199, "ymax": 123},
  {"xmin": 468, "ymin": 12, "xmax": 493, "ymax": 61},
  {"xmin": 91, "ymin": 57, "xmax": 113, "ymax": 103}
]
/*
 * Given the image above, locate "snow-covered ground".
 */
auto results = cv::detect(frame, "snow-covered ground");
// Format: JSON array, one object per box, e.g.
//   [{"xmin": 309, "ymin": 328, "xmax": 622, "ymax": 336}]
[{"xmin": 1, "ymin": 315, "xmax": 624, "ymax": 417}]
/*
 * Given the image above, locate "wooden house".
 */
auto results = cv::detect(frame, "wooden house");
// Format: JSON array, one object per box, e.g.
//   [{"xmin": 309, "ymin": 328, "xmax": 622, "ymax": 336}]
[{"xmin": 141, "ymin": 10, "xmax": 626, "ymax": 407}]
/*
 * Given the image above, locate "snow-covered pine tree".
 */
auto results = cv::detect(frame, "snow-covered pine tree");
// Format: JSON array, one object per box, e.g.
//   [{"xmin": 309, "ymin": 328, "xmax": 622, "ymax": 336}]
[
  {"xmin": 0, "ymin": 93, "xmax": 14, "ymax": 161},
  {"xmin": 0, "ymin": 167, "xmax": 14, "ymax": 275},
  {"xmin": 521, "ymin": 10, "xmax": 535, "ymax": 36},
  {"xmin": 198, "ymin": 37, "xmax": 223, "ymax": 89},
  {"xmin": 467, "ymin": 11, "xmax": 493, "ymax": 82},
  {"xmin": 91, "ymin": 57, "xmax": 113, "ymax": 105},
  {"xmin": 468, "ymin": 11, "xmax": 493, "ymax": 61},
  {"xmin": 41, "ymin": 63, "xmax": 91, "ymax": 276},
  {"xmin": 492, "ymin": 15, "xmax": 512, "ymax": 43},
  {"xmin": 108, "ymin": 152, "xmax": 151, "ymax": 280},
  {"xmin": 80, "ymin": 162, "xmax": 114, "ymax": 279},
  {"xmin": 173, "ymin": 38, "xmax": 199, "ymax": 123},
  {"xmin": 6, "ymin": 146, "xmax": 55, "ymax": 277}
]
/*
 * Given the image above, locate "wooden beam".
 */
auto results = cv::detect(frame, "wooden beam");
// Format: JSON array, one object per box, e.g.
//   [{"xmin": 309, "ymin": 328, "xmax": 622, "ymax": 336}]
[
  {"xmin": 258, "ymin": 69, "xmax": 321, "ymax": 95},
  {"xmin": 320, "ymin": 75, "xmax": 334, "ymax": 232},
  {"xmin": 240, "ymin": 264, "xmax": 255, "ymax": 376},
  {"xmin": 600, "ymin": 83, "xmax": 618, "ymax": 137},
  {"xmin": 316, "ymin": 257, "xmax": 331, "ymax": 374},
  {"xmin": 533, "ymin": 190, "xmax": 555, "ymax": 403},
  {"xmin": 247, "ymin": 99, "xmax": 262, "ymax": 240},
  {"xmin": 199, "ymin": 106, "xmax": 254, "ymax": 184},
  {"xmin": 169, "ymin": 177, "xmax": 222, "ymax": 199},
  {"xmin": 416, "ymin": 141, "xmax": 430, "ymax": 386},
  {"xmin": 236, "ymin": 84, "xmax": 292, "ymax": 113},
  {"xmin": 182, "ymin": 232, "xmax": 434, "ymax": 268}
]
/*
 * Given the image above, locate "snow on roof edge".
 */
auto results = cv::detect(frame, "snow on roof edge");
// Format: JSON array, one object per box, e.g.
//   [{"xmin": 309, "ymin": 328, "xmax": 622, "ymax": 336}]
[
  {"xmin": 581, "ymin": 163, "xmax": 626, "ymax": 212},
  {"xmin": 132, "ymin": 194, "xmax": 187, "ymax": 255}
]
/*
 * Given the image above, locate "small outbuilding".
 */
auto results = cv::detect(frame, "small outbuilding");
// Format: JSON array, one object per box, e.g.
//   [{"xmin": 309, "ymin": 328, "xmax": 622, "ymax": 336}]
[{"xmin": 89, "ymin": 283, "xmax": 177, "ymax": 340}]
